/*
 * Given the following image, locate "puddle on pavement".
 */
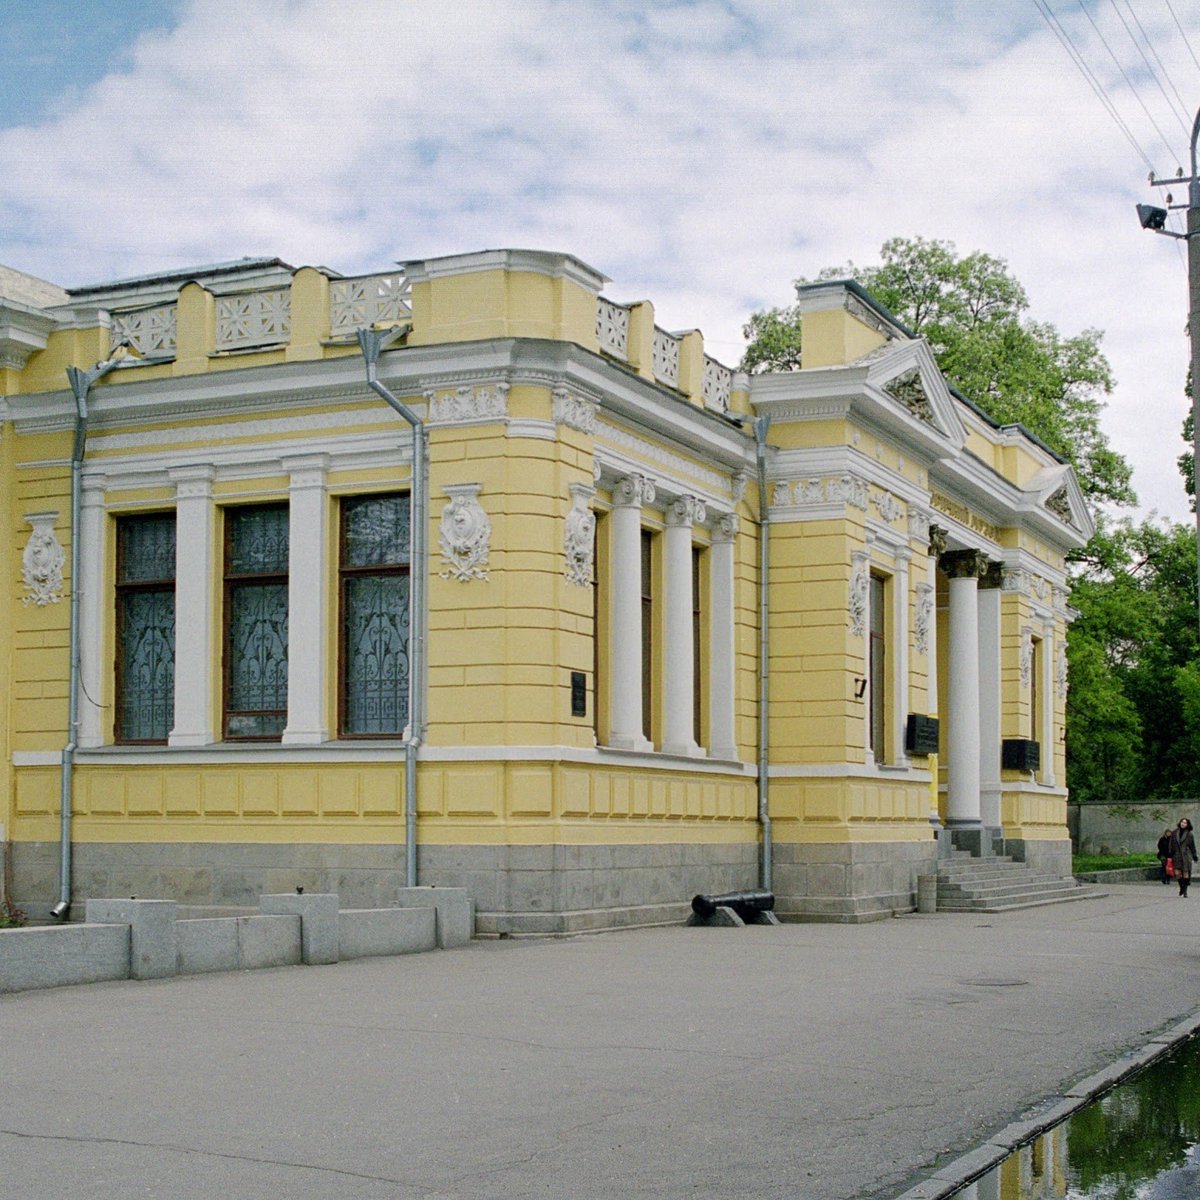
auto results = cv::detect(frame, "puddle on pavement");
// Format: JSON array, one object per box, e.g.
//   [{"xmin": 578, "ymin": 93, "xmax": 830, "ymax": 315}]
[{"xmin": 945, "ymin": 1034, "xmax": 1200, "ymax": 1199}]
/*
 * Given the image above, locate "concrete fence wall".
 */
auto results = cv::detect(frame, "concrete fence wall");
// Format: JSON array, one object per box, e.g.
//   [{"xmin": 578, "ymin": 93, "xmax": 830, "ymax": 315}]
[
  {"xmin": 0, "ymin": 887, "xmax": 472, "ymax": 995},
  {"xmin": 1069, "ymin": 801, "xmax": 1200, "ymax": 855}
]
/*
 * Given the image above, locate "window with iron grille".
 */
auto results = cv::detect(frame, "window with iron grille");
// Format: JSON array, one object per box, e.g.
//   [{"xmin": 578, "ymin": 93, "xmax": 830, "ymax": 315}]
[
  {"xmin": 339, "ymin": 493, "xmax": 411, "ymax": 737},
  {"xmin": 115, "ymin": 513, "xmax": 176, "ymax": 743}
]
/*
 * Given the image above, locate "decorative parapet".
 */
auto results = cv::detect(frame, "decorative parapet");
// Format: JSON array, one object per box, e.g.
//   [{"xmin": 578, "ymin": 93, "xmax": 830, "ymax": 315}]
[
  {"xmin": 109, "ymin": 303, "xmax": 178, "ymax": 357},
  {"xmin": 215, "ymin": 287, "xmax": 291, "ymax": 351},
  {"xmin": 652, "ymin": 327, "xmax": 681, "ymax": 387},
  {"xmin": 329, "ymin": 272, "xmax": 411, "ymax": 336},
  {"xmin": 596, "ymin": 297, "xmax": 630, "ymax": 360},
  {"xmin": 702, "ymin": 356, "xmax": 732, "ymax": 412}
]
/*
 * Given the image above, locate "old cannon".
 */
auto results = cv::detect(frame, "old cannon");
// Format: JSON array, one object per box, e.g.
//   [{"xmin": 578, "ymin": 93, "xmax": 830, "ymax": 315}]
[{"xmin": 691, "ymin": 890, "xmax": 775, "ymax": 923}]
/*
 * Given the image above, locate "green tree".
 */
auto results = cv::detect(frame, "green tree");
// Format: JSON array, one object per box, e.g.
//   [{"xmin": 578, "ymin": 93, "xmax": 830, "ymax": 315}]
[{"xmin": 742, "ymin": 236, "xmax": 1135, "ymax": 507}]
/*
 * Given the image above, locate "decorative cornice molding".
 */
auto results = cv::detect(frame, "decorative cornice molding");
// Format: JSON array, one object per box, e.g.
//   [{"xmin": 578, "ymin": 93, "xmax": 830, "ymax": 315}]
[
  {"xmin": 426, "ymin": 382, "xmax": 509, "ymax": 425},
  {"xmin": 552, "ymin": 386, "xmax": 598, "ymax": 434},
  {"xmin": 596, "ymin": 417, "xmax": 728, "ymax": 494}
]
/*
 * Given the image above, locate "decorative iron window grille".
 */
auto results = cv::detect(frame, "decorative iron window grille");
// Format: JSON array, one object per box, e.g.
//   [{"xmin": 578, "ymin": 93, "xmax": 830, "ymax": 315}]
[
  {"xmin": 224, "ymin": 504, "xmax": 289, "ymax": 740},
  {"xmin": 339, "ymin": 494, "xmax": 411, "ymax": 737},
  {"xmin": 115, "ymin": 513, "xmax": 177, "ymax": 743}
]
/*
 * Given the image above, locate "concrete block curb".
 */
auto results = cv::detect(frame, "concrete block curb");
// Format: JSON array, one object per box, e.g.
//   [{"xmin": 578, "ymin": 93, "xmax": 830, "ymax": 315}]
[
  {"xmin": 85, "ymin": 898, "xmax": 177, "ymax": 979},
  {"xmin": 259, "ymin": 893, "xmax": 339, "ymax": 964},
  {"xmin": 340, "ymin": 907, "xmax": 436, "ymax": 959},
  {"xmin": 394, "ymin": 887, "xmax": 472, "ymax": 948}
]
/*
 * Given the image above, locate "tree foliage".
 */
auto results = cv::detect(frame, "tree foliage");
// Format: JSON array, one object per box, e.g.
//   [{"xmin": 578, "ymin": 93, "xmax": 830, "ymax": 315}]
[{"xmin": 742, "ymin": 237, "xmax": 1135, "ymax": 507}]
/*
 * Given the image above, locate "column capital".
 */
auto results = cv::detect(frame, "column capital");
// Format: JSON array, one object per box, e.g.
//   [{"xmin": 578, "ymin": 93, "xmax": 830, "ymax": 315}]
[
  {"xmin": 940, "ymin": 548, "xmax": 987, "ymax": 579},
  {"xmin": 712, "ymin": 512, "xmax": 739, "ymax": 543},
  {"xmin": 928, "ymin": 523, "xmax": 948, "ymax": 557},
  {"xmin": 665, "ymin": 494, "xmax": 706, "ymax": 528},
  {"xmin": 978, "ymin": 560, "xmax": 1004, "ymax": 589},
  {"xmin": 613, "ymin": 473, "xmax": 655, "ymax": 508}
]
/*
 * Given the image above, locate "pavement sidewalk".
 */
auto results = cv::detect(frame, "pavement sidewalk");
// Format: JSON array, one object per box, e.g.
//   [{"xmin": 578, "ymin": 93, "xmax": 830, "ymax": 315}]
[{"xmin": 2, "ymin": 882, "xmax": 1198, "ymax": 1200}]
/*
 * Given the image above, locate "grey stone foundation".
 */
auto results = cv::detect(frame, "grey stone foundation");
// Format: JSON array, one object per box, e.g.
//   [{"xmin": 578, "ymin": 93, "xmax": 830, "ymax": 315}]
[
  {"xmin": 1001, "ymin": 837, "xmax": 1073, "ymax": 878},
  {"xmin": 11, "ymin": 840, "xmax": 761, "ymax": 935},
  {"xmin": 772, "ymin": 839, "xmax": 940, "ymax": 923}
]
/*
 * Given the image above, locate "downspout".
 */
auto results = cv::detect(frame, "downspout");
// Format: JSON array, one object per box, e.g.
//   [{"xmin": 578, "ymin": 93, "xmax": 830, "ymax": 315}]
[
  {"xmin": 357, "ymin": 327, "xmax": 425, "ymax": 889},
  {"xmin": 52, "ymin": 352, "xmax": 123, "ymax": 920},
  {"xmin": 754, "ymin": 415, "xmax": 772, "ymax": 892}
]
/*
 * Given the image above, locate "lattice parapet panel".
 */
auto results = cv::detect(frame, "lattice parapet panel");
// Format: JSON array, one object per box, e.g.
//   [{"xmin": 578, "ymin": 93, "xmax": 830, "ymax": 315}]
[
  {"xmin": 652, "ymin": 327, "xmax": 680, "ymax": 387},
  {"xmin": 595, "ymin": 297, "xmax": 629, "ymax": 359},
  {"xmin": 215, "ymin": 288, "xmax": 291, "ymax": 351},
  {"xmin": 110, "ymin": 304, "xmax": 177, "ymax": 357},
  {"xmin": 330, "ymin": 272, "xmax": 412, "ymax": 336},
  {"xmin": 703, "ymin": 356, "xmax": 731, "ymax": 412}
]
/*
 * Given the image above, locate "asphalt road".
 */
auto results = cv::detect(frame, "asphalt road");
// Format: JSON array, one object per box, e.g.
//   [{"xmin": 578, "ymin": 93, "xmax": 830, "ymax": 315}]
[{"xmin": 3, "ymin": 883, "xmax": 1199, "ymax": 1200}]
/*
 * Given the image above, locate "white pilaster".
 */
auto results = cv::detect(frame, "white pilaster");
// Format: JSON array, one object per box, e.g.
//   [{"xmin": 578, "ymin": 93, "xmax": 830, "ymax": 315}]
[
  {"xmin": 708, "ymin": 514, "xmax": 738, "ymax": 760},
  {"xmin": 608, "ymin": 474, "xmax": 654, "ymax": 751},
  {"xmin": 892, "ymin": 548, "xmax": 911, "ymax": 768},
  {"xmin": 1041, "ymin": 620, "xmax": 1056, "ymax": 786},
  {"xmin": 168, "ymin": 466, "xmax": 215, "ymax": 747},
  {"xmin": 977, "ymin": 581, "xmax": 1002, "ymax": 831},
  {"xmin": 282, "ymin": 455, "xmax": 329, "ymax": 745},
  {"xmin": 945, "ymin": 553, "xmax": 983, "ymax": 827},
  {"xmin": 662, "ymin": 494, "xmax": 705, "ymax": 757},
  {"xmin": 77, "ymin": 480, "xmax": 107, "ymax": 748}
]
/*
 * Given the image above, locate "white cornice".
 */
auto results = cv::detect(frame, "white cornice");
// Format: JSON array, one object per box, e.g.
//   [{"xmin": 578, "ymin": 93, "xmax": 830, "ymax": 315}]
[{"xmin": 402, "ymin": 249, "xmax": 608, "ymax": 294}]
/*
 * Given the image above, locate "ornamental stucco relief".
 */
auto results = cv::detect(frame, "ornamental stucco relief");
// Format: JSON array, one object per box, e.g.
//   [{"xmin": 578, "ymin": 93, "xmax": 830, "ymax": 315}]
[
  {"xmin": 427, "ymin": 383, "xmax": 510, "ymax": 425},
  {"xmin": 564, "ymin": 483, "xmax": 596, "ymax": 587},
  {"xmin": 552, "ymin": 387, "xmax": 598, "ymax": 435},
  {"xmin": 439, "ymin": 484, "xmax": 491, "ymax": 582},
  {"xmin": 914, "ymin": 583, "xmax": 934, "ymax": 656},
  {"xmin": 1056, "ymin": 642, "xmax": 1069, "ymax": 700},
  {"xmin": 1019, "ymin": 626, "xmax": 1034, "ymax": 689},
  {"xmin": 21, "ymin": 512, "xmax": 64, "ymax": 606},
  {"xmin": 849, "ymin": 552, "xmax": 870, "ymax": 638}
]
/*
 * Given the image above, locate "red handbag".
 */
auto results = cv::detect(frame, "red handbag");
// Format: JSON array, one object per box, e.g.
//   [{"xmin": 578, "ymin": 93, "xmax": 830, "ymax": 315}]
[{"xmin": 1167, "ymin": 859, "xmax": 1177, "ymax": 878}]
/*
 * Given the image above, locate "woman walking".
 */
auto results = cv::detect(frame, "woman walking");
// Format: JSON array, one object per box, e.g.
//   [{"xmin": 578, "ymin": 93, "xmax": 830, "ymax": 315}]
[
  {"xmin": 1158, "ymin": 828, "xmax": 1175, "ymax": 884},
  {"xmin": 1170, "ymin": 818, "xmax": 1198, "ymax": 897}
]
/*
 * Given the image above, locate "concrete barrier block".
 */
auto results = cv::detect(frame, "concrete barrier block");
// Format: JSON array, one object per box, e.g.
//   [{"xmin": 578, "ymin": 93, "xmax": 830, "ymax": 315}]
[
  {"xmin": 394, "ymin": 887, "xmax": 473, "ymax": 948},
  {"xmin": 177, "ymin": 918, "xmax": 239, "ymax": 975},
  {"xmin": 237, "ymin": 914, "xmax": 301, "ymax": 969},
  {"xmin": 0, "ymin": 924, "xmax": 130, "ymax": 993},
  {"xmin": 259, "ymin": 893, "xmax": 339, "ymax": 964},
  {"xmin": 86, "ymin": 898, "xmax": 177, "ymax": 979},
  {"xmin": 339, "ymin": 907, "xmax": 436, "ymax": 960}
]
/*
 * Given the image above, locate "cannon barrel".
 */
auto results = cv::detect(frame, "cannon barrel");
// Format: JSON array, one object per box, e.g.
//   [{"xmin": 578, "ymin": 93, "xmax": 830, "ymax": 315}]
[{"xmin": 691, "ymin": 890, "xmax": 775, "ymax": 920}]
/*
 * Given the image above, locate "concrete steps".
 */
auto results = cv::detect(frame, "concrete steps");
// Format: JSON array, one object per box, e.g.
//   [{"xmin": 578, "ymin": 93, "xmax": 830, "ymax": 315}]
[{"xmin": 935, "ymin": 852, "xmax": 1104, "ymax": 912}]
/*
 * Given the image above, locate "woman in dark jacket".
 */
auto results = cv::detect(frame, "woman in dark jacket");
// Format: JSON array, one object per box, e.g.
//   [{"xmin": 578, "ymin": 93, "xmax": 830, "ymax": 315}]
[{"xmin": 1170, "ymin": 818, "xmax": 1198, "ymax": 897}]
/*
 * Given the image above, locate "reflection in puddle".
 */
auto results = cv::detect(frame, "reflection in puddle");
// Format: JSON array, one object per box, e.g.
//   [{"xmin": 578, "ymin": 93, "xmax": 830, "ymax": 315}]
[{"xmin": 949, "ymin": 1036, "xmax": 1200, "ymax": 1198}]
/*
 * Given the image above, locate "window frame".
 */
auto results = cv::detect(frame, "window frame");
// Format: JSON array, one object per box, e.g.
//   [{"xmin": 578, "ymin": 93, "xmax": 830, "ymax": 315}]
[
  {"xmin": 868, "ymin": 572, "xmax": 887, "ymax": 761},
  {"xmin": 222, "ymin": 502, "xmax": 290, "ymax": 742},
  {"xmin": 114, "ymin": 511, "xmax": 177, "ymax": 745},
  {"xmin": 337, "ymin": 491, "xmax": 412, "ymax": 740}
]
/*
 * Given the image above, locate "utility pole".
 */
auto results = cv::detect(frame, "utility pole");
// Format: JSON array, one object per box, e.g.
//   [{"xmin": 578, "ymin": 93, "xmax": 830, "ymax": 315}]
[{"xmin": 1143, "ymin": 106, "xmax": 1200, "ymax": 639}]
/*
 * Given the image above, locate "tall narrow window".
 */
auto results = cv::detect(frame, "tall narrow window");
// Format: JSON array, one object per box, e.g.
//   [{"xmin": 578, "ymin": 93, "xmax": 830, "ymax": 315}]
[
  {"xmin": 641, "ymin": 529, "xmax": 654, "ymax": 743},
  {"xmin": 1030, "ymin": 635, "xmax": 1041, "ymax": 744},
  {"xmin": 224, "ymin": 504, "xmax": 289, "ymax": 740},
  {"xmin": 692, "ymin": 545, "xmax": 703, "ymax": 746},
  {"xmin": 340, "ymin": 493, "xmax": 410, "ymax": 737},
  {"xmin": 115, "ymin": 513, "xmax": 176, "ymax": 743},
  {"xmin": 869, "ymin": 574, "xmax": 886, "ymax": 760}
]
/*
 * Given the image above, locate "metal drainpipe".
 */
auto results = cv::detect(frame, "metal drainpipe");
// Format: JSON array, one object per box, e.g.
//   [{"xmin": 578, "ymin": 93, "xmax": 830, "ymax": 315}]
[
  {"xmin": 754, "ymin": 416, "xmax": 772, "ymax": 892},
  {"xmin": 51, "ymin": 353, "xmax": 123, "ymax": 920},
  {"xmin": 357, "ymin": 327, "xmax": 425, "ymax": 889}
]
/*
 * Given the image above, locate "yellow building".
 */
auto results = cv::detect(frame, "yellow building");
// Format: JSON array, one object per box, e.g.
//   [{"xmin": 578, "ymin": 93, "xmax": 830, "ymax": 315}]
[{"xmin": 0, "ymin": 250, "xmax": 1088, "ymax": 931}]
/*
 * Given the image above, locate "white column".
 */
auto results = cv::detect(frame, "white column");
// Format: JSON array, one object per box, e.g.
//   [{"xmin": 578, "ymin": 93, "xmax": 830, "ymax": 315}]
[
  {"xmin": 1041, "ymin": 619, "xmax": 1056, "ymax": 786},
  {"xmin": 708, "ymin": 514, "xmax": 738, "ymax": 760},
  {"xmin": 282, "ymin": 454, "xmax": 329, "ymax": 745},
  {"xmin": 978, "ymin": 575, "xmax": 1002, "ymax": 832},
  {"xmin": 662, "ymin": 494, "xmax": 704, "ymax": 757},
  {"xmin": 77, "ymin": 479, "xmax": 107, "ymax": 747},
  {"xmin": 892, "ymin": 548, "xmax": 911, "ymax": 768},
  {"xmin": 168, "ymin": 466, "xmax": 215, "ymax": 746},
  {"xmin": 608, "ymin": 474, "xmax": 654, "ymax": 751},
  {"xmin": 944, "ymin": 551, "xmax": 983, "ymax": 827}
]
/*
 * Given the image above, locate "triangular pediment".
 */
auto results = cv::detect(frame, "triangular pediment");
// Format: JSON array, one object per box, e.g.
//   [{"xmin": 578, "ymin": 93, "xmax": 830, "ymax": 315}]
[
  {"xmin": 1024, "ymin": 463, "xmax": 1094, "ymax": 540},
  {"xmin": 860, "ymin": 340, "xmax": 965, "ymax": 449}
]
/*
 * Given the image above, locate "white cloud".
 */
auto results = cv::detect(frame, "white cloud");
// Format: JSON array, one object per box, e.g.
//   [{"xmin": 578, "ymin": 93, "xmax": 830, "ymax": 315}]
[{"xmin": 3, "ymin": 0, "xmax": 1199, "ymax": 517}]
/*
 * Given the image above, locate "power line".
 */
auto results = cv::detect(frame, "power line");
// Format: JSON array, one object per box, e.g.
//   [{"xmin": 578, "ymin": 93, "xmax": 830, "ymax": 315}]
[
  {"xmin": 1078, "ymin": 0, "xmax": 1180, "ymax": 159},
  {"xmin": 1163, "ymin": 0, "xmax": 1200, "ymax": 80},
  {"xmin": 1112, "ymin": 0, "xmax": 1192, "ymax": 136},
  {"xmin": 1032, "ymin": 0, "xmax": 1159, "ymax": 172}
]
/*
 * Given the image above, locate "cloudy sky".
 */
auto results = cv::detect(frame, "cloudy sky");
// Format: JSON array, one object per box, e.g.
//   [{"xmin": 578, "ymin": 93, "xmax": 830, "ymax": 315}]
[{"xmin": 3, "ymin": 0, "xmax": 1199, "ymax": 520}]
